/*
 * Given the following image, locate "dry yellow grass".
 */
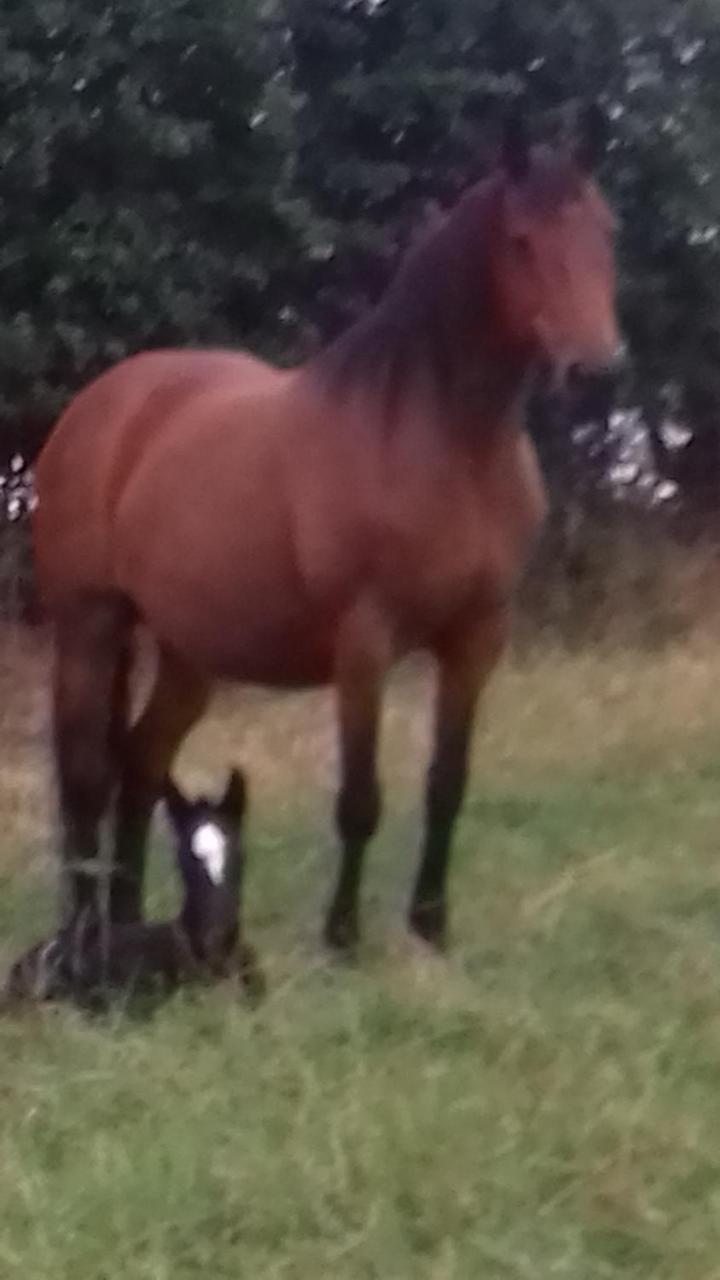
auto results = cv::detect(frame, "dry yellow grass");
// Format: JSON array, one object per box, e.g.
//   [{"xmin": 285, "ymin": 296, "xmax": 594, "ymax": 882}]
[{"xmin": 4, "ymin": 623, "xmax": 720, "ymax": 870}]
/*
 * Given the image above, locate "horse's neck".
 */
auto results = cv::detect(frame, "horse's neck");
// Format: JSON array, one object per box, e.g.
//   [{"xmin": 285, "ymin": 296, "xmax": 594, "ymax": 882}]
[
  {"xmin": 178, "ymin": 897, "xmax": 204, "ymax": 948},
  {"xmin": 310, "ymin": 192, "xmax": 534, "ymax": 440},
  {"xmin": 314, "ymin": 313, "xmax": 532, "ymax": 450}
]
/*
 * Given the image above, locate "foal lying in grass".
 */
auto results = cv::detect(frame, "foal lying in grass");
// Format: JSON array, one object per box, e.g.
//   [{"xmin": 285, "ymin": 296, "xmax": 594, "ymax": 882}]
[{"xmin": 6, "ymin": 769, "xmax": 264, "ymax": 1008}]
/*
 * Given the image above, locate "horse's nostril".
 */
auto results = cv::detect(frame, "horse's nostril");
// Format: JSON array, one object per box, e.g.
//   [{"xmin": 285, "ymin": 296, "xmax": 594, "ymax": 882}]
[
  {"xmin": 569, "ymin": 358, "xmax": 624, "ymax": 392},
  {"xmin": 566, "ymin": 359, "xmax": 622, "ymax": 419}
]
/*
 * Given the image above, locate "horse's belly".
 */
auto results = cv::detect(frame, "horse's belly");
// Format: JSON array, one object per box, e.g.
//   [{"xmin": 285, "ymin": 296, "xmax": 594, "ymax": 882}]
[{"xmin": 148, "ymin": 602, "xmax": 337, "ymax": 688}]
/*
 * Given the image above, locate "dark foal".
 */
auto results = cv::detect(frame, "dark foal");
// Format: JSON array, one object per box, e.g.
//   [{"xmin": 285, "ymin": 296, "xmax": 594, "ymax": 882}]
[{"xmin": 5, "ymin": 769, "xmax": 264, "ymax": 1008}]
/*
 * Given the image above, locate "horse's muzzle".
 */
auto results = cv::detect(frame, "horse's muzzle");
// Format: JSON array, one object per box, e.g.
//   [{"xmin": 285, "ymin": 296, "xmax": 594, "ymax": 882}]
[
  {"xmin": 568, "ymin": 339, "xmax": 627, "ymax": 386},
  {"xmin": 564, "ymin": 346, "xmax": 626, "ymax": 421}
]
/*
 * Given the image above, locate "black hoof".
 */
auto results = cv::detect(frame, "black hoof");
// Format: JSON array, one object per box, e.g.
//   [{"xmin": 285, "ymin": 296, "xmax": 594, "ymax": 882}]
[{"xmin": 408, "ymin": 902, "xmax": 448, "ymax": 951}]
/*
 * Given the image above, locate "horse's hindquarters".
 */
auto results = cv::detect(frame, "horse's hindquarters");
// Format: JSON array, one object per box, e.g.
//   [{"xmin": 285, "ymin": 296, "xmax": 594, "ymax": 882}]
[{"xmin": 33, "ymin": 348, "xmax": 282, "ymax": 612}]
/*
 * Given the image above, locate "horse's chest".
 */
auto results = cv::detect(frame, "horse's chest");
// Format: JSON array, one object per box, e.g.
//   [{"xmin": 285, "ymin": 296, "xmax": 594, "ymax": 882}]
[
  {"xmin": 379, "ymin": 500, "xmax": 493, "ymax": 625},
  {"xmin": 377, "ymin": 443, "xmax": 546, "ymax": 632}
]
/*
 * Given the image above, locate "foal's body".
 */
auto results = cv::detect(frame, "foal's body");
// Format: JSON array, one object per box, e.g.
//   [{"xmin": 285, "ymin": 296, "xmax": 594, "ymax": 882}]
[
  {"xmin": 32, "ymin": 114, "xmax": 620, "ymax": 952},
  {"xmin": 5, "ymin": 919, "xmax": 204, "ymax": 1005},
  {"xmin": 6, "ymin": 770, "xmax": 262, "ymax": 1006}
]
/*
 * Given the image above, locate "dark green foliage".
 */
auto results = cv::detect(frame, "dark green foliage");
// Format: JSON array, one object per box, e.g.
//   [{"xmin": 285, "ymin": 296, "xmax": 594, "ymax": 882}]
[
  {"xmin": 286, "ymin": 0, "xmax": 521, "ymax": 333},
  {"xmin": 0, "ymin": 0, "xmax": 318, "ymax": 461},
  {"xmin": 1, "ymin": 0, "xmax": 720, "ymax": 535},
  {"xmin": 287, "ymin": 1, "xmax": 720, "ymax": 524}
]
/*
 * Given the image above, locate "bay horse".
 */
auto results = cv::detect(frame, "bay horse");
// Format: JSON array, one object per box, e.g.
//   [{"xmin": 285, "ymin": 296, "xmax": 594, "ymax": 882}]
[
  {"xmin": 31, "ymin": 107, "xmax": 621, "ymax": 958},
  {"xmin": 6, "ymin": 769, "xmax": 264, "ymax": 1006}
]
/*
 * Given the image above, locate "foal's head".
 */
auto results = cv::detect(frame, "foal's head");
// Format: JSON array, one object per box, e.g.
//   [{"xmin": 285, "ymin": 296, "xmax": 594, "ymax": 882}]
[
  {"xmin": 163, "ymin": 768, "xmax": 247, "ymax": 969},
  {"xmin": 483, "ymin": 104, "xmax": 622, "ymax": 383}
]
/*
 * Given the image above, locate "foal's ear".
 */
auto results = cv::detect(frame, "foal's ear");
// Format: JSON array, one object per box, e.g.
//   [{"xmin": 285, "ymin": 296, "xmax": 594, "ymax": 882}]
[
  {"xmin": 575, "ymin": 101, "xmax": 609, "ymax": 174},
  {"xmin": 163, "ymin": 778, "xmax": 194, "ymax": 829},
  {"xmin": 220, "ymin": 768, "xmax": 247, "ymax": 824},
  {"xmin": 501, "ymin": 107, "xmax": 531, "ymax": 183}
]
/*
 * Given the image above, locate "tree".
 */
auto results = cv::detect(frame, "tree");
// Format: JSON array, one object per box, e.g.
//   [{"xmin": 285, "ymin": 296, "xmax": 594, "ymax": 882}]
[
  {"xmin": 0, "ymin": 0, "xmax": 316, "ymax": 464},
  {"xmin": 285, "ymin": 0, "xmax": 720, "ymax": 529},
  {"xmin": 4, "ymin": 0, "xmax": 720, "ymax": 536}
]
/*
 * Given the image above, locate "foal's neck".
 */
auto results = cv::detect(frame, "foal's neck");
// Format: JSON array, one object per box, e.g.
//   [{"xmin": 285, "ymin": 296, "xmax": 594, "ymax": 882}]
[{"xmin": 178, "ymin": 896, "xmax": 237, "ymax": 965}]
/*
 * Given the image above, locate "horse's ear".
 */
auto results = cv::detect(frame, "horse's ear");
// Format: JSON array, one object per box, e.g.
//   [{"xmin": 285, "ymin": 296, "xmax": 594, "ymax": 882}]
[
  {"xmin": 502, "ymin": 107, "xmax": 531, "ymax": 182},
  {"xmin": 575, "ymin": 101, "xmax": 609, "ymax": 174},
  {"xmin": 163, "ymin": 777, "xmax": 193, "ymax": 830},
  {"xmin": 220, "ymin": 768, "xmax": 246, "ymax": 824}
]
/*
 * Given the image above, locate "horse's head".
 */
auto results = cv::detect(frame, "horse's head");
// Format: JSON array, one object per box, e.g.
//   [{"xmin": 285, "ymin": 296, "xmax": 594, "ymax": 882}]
[
  {"xmin": 163, "ymin": 767, "xmax": 247, "ymax": 968},
  {"xmin": 490, "ymin": 104, "xmax": 622, "ymax": 385}
]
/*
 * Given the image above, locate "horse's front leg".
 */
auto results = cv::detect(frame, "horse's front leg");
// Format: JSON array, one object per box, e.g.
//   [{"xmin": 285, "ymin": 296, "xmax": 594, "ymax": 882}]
[
  {"xmin": 325, "ymin": 604, "xmax": 391, "ymax": 954},
  {"xmin": 409, "ymin": 610, "xmax": 509, "ymax": 950}
]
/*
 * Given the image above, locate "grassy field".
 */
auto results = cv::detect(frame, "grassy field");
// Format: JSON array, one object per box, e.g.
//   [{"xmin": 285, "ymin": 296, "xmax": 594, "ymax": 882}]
[{"xmin": 2, "ymin": 627, "xmax": 720, "ymax": 1278}]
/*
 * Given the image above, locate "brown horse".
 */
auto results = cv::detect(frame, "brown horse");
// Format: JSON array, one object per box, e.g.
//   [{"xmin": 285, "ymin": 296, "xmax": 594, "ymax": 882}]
[{"xmin": 31, "ymin": 108, "xmax": 621, "ymax": 957}]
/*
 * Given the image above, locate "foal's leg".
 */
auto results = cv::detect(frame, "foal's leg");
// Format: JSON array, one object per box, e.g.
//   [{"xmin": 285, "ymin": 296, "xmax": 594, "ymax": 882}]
[
  {"xmin": 53, "ymin": 594, "xmax": 133, "ymax": 930},
  {"xmin": 325, "ymin": 607, "xmax": 390, "ymax": 953},
  {"xmin": 110, "ymin": 647, "xmax": 210, "ymax": 923},
  {"xmin": 409, "ymin": 611, "xmax": 509, "ymax": 950}
]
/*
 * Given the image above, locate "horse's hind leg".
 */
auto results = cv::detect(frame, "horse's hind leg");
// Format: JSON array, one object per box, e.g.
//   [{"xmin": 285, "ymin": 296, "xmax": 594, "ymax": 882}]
[
  {"xmin": 325, "ymin": 604, "xmax": 390, "ymax": 953},
  {"xmin": 110, "ymin": 646, "xmax": 210, "ymax": 923},
  {"xmin": 409, "ymin": 611, "xmax": 509, "ymax": 950},
  {"xmin": 53, "ymin": 592, "xmax": 133, "ymax": 931}
]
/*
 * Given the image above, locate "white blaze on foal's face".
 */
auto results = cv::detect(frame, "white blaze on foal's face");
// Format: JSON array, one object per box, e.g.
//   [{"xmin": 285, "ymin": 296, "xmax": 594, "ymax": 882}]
[{"xmin": 190, "ymin": 821, "xmax": 227, "ymax": 885}]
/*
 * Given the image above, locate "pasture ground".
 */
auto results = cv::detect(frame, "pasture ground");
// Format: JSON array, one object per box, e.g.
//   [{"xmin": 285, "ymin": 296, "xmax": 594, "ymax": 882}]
[{"xmin": 1, "ymin": 626, "xmax": 720, "ymax": 1278}]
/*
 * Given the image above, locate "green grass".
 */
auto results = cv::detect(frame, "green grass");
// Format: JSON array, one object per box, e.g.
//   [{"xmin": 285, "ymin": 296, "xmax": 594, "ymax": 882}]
[{"xmin": 3, "ymin": 639, "xmax": 720, "ymax": 1277}]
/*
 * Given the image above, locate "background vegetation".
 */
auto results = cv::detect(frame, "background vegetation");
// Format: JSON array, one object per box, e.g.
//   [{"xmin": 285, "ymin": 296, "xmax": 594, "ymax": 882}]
[{"xmin": 0, "ymin": 2, "xmax": 719, "ymax": 553}]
